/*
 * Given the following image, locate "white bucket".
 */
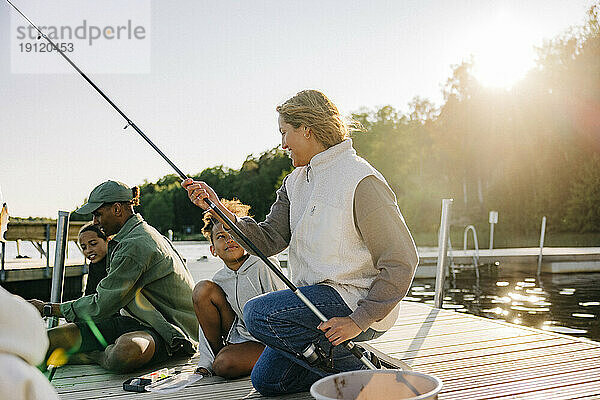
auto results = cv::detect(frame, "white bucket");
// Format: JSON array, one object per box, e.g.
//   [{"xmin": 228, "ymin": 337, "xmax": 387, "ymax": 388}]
[{"xmin": 310, "ymin": 369, "xmax": 442, "ymax": 400}]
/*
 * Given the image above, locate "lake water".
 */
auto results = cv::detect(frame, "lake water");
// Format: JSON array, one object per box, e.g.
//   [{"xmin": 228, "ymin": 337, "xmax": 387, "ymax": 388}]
[
  {"xmin": 3, "ymin": 241, "xmax": 598, "ymax": 342},
  {"xmin": 406, "ymin": 264, "xmax": 600, "ymax": 342}
]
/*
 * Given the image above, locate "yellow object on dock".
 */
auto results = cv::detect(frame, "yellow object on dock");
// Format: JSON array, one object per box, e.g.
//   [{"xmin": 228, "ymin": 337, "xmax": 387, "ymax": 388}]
[{"xmin": 51, "ymin": 301, "xmax": 600, "ymax": 399}]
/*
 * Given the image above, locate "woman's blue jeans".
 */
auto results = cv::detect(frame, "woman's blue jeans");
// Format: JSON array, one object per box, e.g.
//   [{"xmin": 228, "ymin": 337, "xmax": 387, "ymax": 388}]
[{"xmin": 243, "ymin": 284, "xmax": 384, "ymax": 396}]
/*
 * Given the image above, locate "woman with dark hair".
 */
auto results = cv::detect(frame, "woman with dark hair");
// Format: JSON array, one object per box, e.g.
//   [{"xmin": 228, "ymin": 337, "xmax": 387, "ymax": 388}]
[
  {"xmin": 78, "ymin": 222, "xmax": 109, "ymax": 296},
  {"xmin": 183, "ymin": 90, "xmax": 418, "ymax": 395}
]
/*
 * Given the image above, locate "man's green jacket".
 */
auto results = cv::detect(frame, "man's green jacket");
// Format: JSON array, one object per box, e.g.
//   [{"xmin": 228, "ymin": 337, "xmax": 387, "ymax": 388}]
[{"xmin": 61, "ymin": 214, "xmax": 198, "ymax": 355}]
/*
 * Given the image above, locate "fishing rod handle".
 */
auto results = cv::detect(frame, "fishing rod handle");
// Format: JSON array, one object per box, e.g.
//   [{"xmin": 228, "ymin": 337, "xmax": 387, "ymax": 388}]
[{"xmin": 298, "ymin": 289, "xmax": 377, "ymax": 369}]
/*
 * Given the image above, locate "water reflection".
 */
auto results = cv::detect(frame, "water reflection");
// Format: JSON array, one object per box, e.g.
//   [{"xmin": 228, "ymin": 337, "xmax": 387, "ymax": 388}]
[{"xmin": 407, "ymin": 264, "xmax": 600, "ymax": 341}]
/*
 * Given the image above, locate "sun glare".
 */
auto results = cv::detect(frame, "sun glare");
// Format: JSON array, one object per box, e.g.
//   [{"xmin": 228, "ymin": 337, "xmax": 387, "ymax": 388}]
[{"xmin": 471, "ymin": 13, "xmax": 538, "ymax": 88}]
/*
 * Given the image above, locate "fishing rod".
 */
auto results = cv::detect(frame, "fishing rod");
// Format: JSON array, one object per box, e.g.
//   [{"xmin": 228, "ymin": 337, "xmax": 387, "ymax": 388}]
[
  {"xmin": 5, "ymin": 0, "xmax": 185, "ymax": 180},
  {"xmin": 6, "ymin": 0, "xmax": 377, "ymax": 371}
]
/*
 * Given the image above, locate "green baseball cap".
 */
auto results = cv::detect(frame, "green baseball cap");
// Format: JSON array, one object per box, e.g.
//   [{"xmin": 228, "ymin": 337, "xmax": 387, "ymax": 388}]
[{"xmin": 75, "ymin": 180, "xmax": 133, "ymax": 214}]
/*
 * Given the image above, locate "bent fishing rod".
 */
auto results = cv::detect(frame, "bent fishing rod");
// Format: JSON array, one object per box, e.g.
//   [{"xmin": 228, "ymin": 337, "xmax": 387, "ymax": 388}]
[{"xmin": 7, "ymin": 0, "xmax": 377, "ymax": 371}]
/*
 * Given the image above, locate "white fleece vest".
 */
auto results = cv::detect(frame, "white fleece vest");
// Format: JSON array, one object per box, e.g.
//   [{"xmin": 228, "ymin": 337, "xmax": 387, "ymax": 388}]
[{"xmin": 286, "ymin": 139, "xmax": 399, "ymax": 331}]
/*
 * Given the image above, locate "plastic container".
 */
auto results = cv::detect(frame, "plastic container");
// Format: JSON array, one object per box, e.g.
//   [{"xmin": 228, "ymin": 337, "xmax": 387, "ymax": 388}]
[{"xmin": 310, "ymin": 369, "xmax": 442, "ymax": 400}]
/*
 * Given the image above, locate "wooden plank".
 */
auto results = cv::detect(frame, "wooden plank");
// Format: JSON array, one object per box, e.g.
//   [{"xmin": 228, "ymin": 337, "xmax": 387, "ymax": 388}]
[
  {"xmin": 391, "ymin": 311, "xmax": 459, "ymax": 325},
  {"xmin": 397, "ymin": 337, "xmax": 575, "ymax": 364},
  {"xmin": 440, "ymin": 357, "xmax": 600, "ymax": 392},
  {"xmin": 490, "ymin": 381, "xmax": 600, "ymax": 400},
  {"xmin": 372, "ymin": 326, "xmax": 539, "ymax": 357},
  {"xmin": 382, "ymin": 337, "xmax": 569, "ymax": 367},
  {"xmin": 371, "ymin": 333, "xmax": 550, "ymax": 360},
  {"xmin": 51, "ymin": 300, "xmax": 600, "ymax": 399},
  {"xmin": 410, "ymin": 342, "xmax": 596, "ymax": 371},
  {"xmin": 58, "ymin": 374, "xmax": 313, "ymax": 400},
  {"xmin": 439, "ymin": 369, "xmax": 600, "ymax": 400},
  {"xmin": 58, "ymin": 377, "xmax": 247, "ymax": 400},
  {"xmin": 381, "ymin": 312, "xmax": 530, "ymax": 337},
  {"xmin": 391, "ymin": 304, "xmax": 598, "ymax": 348},
  {"xmin": 420, "ymin": 347, "xmax": 600, "ymax": 382},
  {"xmin": 55, "ymin": 355, "xmax": 197, "ymax": 380}
]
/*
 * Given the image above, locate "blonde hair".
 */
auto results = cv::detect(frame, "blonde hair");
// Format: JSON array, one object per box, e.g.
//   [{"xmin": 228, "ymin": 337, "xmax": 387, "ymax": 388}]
[
  {"xmin": 130, "ymin": 186, "xmax": 141, "ymax": 207},
  {"xmin": 202, "ymin": 199, "xmax": 251, "ymax": 242},
  {"xmin": 276, "ymin": 90, "xmax": 361, "ymax": 149}
]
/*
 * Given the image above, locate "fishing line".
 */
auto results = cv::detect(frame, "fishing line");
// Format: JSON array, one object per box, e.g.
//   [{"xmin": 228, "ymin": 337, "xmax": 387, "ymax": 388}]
[{"xmin": 5, "ymin": 0, "xmax": 377, "ymax": 371}]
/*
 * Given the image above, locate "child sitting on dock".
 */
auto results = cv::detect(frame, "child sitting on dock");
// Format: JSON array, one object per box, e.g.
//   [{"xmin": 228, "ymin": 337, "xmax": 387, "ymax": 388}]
[
  {"xmin": 193, "ymin": 199, "xmax": 286, "ymax": 379},
  {"xmin": 77, "ymin": 222, "xmax": 109, "ymax": 296}
]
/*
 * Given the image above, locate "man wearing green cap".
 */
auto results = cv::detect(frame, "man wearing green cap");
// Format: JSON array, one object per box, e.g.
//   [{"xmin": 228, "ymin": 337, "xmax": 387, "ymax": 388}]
[{"xmin": 29, "ymin": 180, "xmax": 199, "ymax": 372}]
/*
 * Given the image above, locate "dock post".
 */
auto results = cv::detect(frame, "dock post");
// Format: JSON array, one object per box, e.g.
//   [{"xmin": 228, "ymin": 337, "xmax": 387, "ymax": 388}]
[
  {"xmin": 48, "ymin": 211, "xmax": 70, "ymax": 328},
  {"xmin": 537, "ymin": 216, "xmax": 547, "ymax": 275},
  {"xmin": 489, "ymin": 211, "xmax": 498, "ymax": 250},
  {"xmin": 1, "ymin": 242, "xmax": 5, "ymax": 282},
  {"xmin": 434, "ymin": 199, "xmax": 453, "ymax": 308},
  {"xmin": 44, "ymin": 223, "xmax": 51, "ymax": 278}
]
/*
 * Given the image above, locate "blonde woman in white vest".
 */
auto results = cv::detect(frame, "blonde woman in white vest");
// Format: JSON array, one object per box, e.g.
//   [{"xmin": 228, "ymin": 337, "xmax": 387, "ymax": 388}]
[{"xmin": 183, "ymin": 89, "xmax": 418, "ymax": 396}]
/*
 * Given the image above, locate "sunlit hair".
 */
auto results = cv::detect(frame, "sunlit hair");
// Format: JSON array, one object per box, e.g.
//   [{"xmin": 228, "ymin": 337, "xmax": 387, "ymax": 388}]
[
  {"xmin": 78, "ymin": 221, "xmax": 107, "ymax": 241},
  {"xmin": 202, "ymin": 199, "xmax": 251, "ymax": 243},
  {"xmin": 130, "ymin": 187, "xmax": 141, "ymax": 207},
  {"xmin": 276, "ymin": 90, "xmax": 362, "ymax": 149}
]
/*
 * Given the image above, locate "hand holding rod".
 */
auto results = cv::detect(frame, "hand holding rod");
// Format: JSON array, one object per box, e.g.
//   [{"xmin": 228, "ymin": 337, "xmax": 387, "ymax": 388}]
[{"xmin": 6, "ymin": 0, "xmax": 376, "ymax": 371}]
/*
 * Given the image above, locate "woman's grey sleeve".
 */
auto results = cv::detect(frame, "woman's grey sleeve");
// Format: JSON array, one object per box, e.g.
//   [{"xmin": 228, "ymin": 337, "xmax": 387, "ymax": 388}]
[
  {"xmin": 349, "ymin": 175, "xmax": 419, "ymax": 330},
  {"xmin": 230, "ymin": 176, "xmax": 292, "ymax": 257}
]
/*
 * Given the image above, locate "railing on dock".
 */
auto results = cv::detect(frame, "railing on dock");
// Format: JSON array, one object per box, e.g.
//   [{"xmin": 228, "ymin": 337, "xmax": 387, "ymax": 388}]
[
  {"xmin": 3, "ymin": 220, "xmax": 86, "ymax": 270},
  {"xmin": 463, "ymin": 224, "xmax": 480, "ymax": 279}
]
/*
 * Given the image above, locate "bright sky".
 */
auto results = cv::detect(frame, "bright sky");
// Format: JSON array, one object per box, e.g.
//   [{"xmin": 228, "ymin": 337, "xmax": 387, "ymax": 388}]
[{"xmin": 0, "ymin": 0, "xmax": 594, "ymax": 218}]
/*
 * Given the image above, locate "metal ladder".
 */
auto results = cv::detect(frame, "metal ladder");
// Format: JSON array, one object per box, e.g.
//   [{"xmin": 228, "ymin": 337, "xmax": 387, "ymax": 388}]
[{"xmin": 463, "ymin": 225, "xmax": 480, "ymax": 279}]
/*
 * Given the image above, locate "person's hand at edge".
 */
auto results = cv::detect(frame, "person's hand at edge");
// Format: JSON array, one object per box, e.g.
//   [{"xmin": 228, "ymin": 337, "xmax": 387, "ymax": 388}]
[
  {"xmin": 28, "ymin": 299, "xmax": 63, "ymax": 318},
  {"xmin": 181, "ymin": 179, "xmax": 236, "ymax": 228}
]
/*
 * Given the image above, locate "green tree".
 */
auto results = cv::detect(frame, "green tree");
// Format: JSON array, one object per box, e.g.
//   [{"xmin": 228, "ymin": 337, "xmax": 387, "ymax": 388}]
[{"xmin": 565, "ymin": 155, "xmax": 600, "ymax": 232}]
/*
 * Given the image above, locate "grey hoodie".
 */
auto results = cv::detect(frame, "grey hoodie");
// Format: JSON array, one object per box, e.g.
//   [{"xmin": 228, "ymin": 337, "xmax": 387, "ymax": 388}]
[{"xmin": 196, "ymin": 255, "xmax": 286, "ymax": 372}]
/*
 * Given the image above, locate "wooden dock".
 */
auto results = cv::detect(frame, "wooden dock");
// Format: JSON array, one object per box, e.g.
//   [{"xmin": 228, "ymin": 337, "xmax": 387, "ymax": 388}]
[
  {"xmin": 4, "ymin": 220, "xmax": 87, "ymax": 242},
  {"xmin": 415, "ymin": 247, "xmax": 600, "ymax": 277},
  {"xmin": 51, "ymin": 301, "xmax": 600, "ymax": 399},
  {"xmin": 1, "ymin": 258, "xmax": 85, "ymax": 282}
]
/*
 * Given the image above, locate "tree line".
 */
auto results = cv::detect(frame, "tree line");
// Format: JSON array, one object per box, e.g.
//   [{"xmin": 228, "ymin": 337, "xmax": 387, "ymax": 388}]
[
  {"xmin": 74, "ymin": 4, "xmax": 599, "ymax": 238},
  {"xmin": 353, "ymin": 4, "xmax": 600, "ymax": 235},
  {"xmin": 134, "ymin": 148, "xmax": 292, "ymax": 236}
]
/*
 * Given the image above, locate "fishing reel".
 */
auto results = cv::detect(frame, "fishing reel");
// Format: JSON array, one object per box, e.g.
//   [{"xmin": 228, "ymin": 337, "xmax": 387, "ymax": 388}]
[{"xmin": 302, "ymin": 342, "xmax": 336, "ymax": 373}]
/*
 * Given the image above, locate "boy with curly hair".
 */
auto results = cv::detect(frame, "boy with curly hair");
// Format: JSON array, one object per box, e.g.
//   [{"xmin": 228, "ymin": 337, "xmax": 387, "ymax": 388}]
[{"xmin": 193, "ymin": 199, "xmax": 285, "ymax": 378}]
